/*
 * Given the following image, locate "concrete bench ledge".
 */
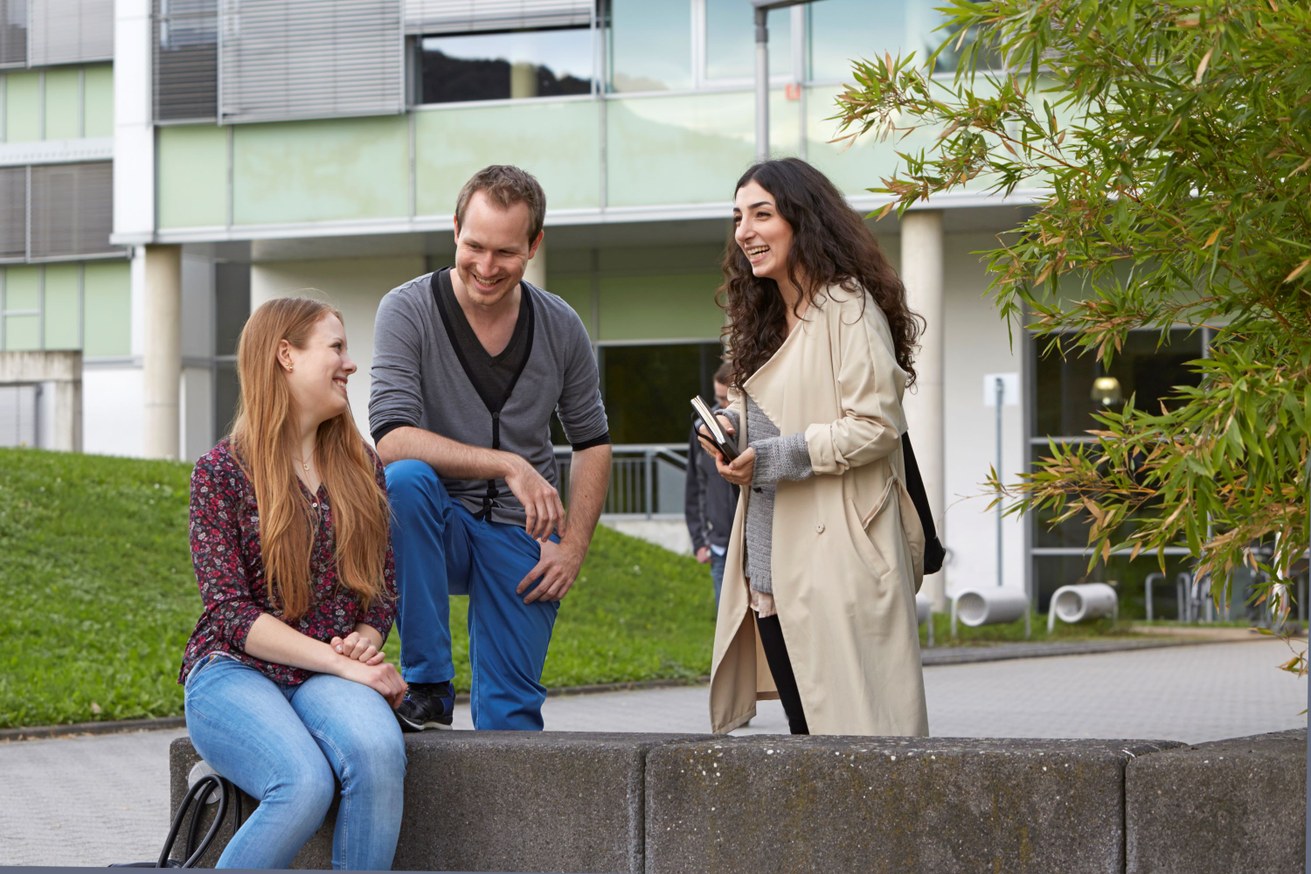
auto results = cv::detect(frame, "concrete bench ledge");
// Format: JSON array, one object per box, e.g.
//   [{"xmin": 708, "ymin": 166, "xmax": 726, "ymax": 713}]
[{"xmin": 169, "ymin": 729, "xmax": 1306, "ymax": 873}]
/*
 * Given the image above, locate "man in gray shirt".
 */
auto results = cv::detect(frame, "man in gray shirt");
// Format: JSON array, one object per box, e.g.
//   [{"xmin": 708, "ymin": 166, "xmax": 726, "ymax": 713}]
[{"xmin": 369, "ymin": 165, "xmax": 611, "ymax": 731}]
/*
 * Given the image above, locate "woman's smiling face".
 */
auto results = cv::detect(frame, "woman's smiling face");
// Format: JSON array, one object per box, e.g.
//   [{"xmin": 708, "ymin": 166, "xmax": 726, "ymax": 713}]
[{"xmin": 733, "ymin": 179, "xmax": 795, "ymax": 288}]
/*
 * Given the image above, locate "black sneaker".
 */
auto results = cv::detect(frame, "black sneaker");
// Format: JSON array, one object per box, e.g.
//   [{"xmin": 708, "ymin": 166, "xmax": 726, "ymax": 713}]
[{"xmin": 395, "ymin": 681, "xmax": 455, "ymax": 732}]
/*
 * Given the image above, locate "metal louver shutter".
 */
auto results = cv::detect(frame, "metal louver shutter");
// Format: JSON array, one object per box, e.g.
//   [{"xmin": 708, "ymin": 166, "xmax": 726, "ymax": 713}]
[
  {"xmin": 405, "ymin": 0, "xmax": 593, "ymax": 34},
  {"xmin": 219, "ymin": 0, "xmax": 404, "ymax": 124},
  {"xmin": 0, "ymin": 0, "xmax": 27, "ymax": 67},
  {"xmin": 154, "ymin": 0, "xmax": 219, "ymax": 122},
  {"xmin": 28, "ymin": 0, "xmax": 114, "ymax": 66},
  {"xmin": 29, "ymin": 162, "xmax": 114, "ymax": 258},
  {"xmin": 0, "ymin": 167, "xmax": 26, "ymax": 259}
]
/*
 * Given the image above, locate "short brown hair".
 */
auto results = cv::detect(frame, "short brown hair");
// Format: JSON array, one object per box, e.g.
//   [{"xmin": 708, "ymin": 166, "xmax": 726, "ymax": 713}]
[{"xmin": 454, "ymin": 164, "xmax": 546, "ymax": 244}]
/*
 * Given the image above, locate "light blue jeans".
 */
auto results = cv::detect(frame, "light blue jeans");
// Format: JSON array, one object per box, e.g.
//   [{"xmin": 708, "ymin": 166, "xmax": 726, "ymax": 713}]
[{"xmin": 183, "ymin": 654, "xmax": 406, "ymax": 870}]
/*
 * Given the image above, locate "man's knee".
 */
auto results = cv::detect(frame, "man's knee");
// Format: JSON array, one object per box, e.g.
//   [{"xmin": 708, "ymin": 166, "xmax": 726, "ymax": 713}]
[{"xmin": 384, "ymin": 459, "xmax": 442, "ymax": 516}]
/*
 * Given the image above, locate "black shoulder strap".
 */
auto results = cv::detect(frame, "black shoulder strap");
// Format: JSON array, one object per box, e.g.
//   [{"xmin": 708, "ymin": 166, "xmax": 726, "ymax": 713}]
[{"xmin": 901, "ymin": 431, "xmax": 947, "ymax": 575}]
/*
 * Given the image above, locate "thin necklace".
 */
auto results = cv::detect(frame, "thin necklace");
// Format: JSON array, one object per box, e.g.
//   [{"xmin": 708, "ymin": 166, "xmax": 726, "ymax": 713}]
[{"xmin": 294, "ymin": 453, "xmax": 312, "ymax": 472}]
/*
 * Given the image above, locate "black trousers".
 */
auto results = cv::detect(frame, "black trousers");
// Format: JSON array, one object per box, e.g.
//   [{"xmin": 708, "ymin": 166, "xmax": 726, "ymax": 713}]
[{"xmin": 754, "ymin": 612, "xmax": 810, "ymax": 735}]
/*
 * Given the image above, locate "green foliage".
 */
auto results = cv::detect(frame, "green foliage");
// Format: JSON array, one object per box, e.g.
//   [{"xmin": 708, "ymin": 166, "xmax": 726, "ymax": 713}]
[
  {"xmin": 834, "ymin": 0, "xmax": 1311, "ymax": 611},
  {"xmin": 0, "ymin": 448, "xmax": 715, "ymax": 729}
]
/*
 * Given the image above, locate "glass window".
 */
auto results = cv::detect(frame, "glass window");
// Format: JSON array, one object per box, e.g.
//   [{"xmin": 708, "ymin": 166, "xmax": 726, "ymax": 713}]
[
  {"xmin": 418, "ymin": 27, "xmax": 595, "ymax": 104},
  {"xmin": 1031, "ymin": 328, "xmax": 1205, "ymax": 439},
  {"xmin": 0, "ymin": 0, "xmax": 27, "ymax": 67},
  {"xmin": 600, "ymin": 341, "xmax": 723, "ymax": 444},
  {"xmin": 806, "ymin": 0, "xmax": 911, "ymax": 82},
  {"xmin": 704, "ymin": 0, "xmax": 791, "ymax": 82},
  {"xmin": 608, "ymin": 0, "xmax": 691, "ymax": 92}
]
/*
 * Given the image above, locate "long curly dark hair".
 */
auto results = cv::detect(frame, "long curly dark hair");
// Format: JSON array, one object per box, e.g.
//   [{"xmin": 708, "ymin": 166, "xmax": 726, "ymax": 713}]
[{"xmin": 720, "ymin": 158, "xmax": 922, "ymax": 390}]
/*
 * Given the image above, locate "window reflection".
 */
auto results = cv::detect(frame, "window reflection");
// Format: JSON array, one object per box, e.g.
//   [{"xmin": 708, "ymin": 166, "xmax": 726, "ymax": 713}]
[
  {"xmin": 608, "ymin": 0, "xmax": 691, "ymax": 92},
  {"xmin": 704, "ymin": 0, "xmax": 791, "ymax": 81},
  {"xmin": 806, "ymin": 0, "xmax": 909, "ymax": 82},
  {"xmin": 1031, "ymin": 329, "xmax": 1204, "ymax": 438},
  {"xmin": 418, "ymin": 28, "xmax": 594, "ymax": 104}
]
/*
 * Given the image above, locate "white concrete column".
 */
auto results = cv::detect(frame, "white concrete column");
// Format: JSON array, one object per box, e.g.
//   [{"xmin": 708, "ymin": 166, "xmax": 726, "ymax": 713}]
[
  {"xmin": 143, "ymin": 245, "xmax": 182, "ymax": 459},
  {"xmin": 51, "ymin": 380, "xmax": 82, "ymax": 452},
  {"xmin": 524, "ymin": 237, "xmax": 546, "ymax": 288},
  {"xmin": 900, "ymin": 210, "xmax": 947, "ymax": 610}
]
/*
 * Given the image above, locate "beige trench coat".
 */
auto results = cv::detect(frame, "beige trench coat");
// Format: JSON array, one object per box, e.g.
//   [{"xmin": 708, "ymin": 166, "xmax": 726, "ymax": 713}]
[{"xmin": 708, "ymin": 285, "xmax": 930, "ymax": 736}]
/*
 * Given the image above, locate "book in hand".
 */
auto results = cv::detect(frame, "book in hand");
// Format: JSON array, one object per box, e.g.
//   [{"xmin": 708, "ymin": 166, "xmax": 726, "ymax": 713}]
[{"xmin": 691, "ymin": 395, "xmax": 739, "ymax": 460}]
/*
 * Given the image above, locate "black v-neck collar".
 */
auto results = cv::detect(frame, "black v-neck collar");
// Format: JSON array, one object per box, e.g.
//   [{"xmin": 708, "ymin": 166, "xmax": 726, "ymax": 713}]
[{"xmin": 431, "ymin": 269, "xmax": 536, "ymax": 415}]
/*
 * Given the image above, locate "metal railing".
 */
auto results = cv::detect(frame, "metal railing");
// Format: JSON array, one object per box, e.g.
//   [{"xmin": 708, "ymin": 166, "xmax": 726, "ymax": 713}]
[{"xmin": 555, "ymin": 443, "xmax": 689, "ymax": 518}]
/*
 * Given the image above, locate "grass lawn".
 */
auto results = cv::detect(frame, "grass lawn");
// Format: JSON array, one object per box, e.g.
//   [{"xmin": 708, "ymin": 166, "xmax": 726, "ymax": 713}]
[{"xmin": 0, "ymin": 448, "xmax": 718, "ymax": 729}]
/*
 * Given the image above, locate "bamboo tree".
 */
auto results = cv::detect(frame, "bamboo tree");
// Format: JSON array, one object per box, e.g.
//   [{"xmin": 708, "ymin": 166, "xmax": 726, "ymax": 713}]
[{"xmin": 834, "ymin": 0, "xmax": 1311, "ymax": 661}]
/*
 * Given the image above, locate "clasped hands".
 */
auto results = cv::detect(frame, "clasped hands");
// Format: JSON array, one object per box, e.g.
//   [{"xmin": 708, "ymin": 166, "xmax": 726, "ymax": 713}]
[{"xmin": 331, "ymin": 630, "xmax": 407, "ymax": 709}]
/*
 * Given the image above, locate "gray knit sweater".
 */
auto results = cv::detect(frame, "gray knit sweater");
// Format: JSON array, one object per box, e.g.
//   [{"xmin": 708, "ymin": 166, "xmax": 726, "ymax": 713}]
[
  {"xmin": 726, "ymin": 397, "xmax": 814, "ymax": 594},
  {"xmin": 368, "ymin": 270, "xmax": 610, "ymax": 528}
]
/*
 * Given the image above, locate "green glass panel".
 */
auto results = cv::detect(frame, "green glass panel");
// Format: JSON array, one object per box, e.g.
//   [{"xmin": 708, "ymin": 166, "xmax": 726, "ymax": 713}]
[
  {"xmin": 3, "ymin": 314, "xmax": 39, "ymax": 350},
  {"xmin": 414, "ymin": 101, "xmax": 602, "ymax": 217},
  {"xmin": 609, "ymin": 0, "xmax": 691, "ymax": 92},
  {"xmin": 157, "ymin": 125, "xmax": 229, "ymax": 228},
  {"xmin": 42, "ymin": 263, "xmax": 81, "ymax": 349},
  {"xmin": 82, "ymin": 261, "xmax": 130, "ymax": 356},
  {"xmin": 4, "ymin": 264, "xmax": 40, "ymax": 309},
  {"xmin": 606, "ymin": 93, "xmax": 757, "ymax": 207},
  {"xmin": 82, "ymin": 65, "xmax": 114, "ymax": 138},
  {"xmin": 4, "ymin": 72, "xmax": 41, "ymax": 143},
  {"xmin": 232, "ymin": 117, "xmax": 409, "ymax": 225},
  {"xmin": 43, "ymin": 68, "xmax": 81, "ymax": 140},
  {"xmin": 596, "ymin": 272, "xmax": 723, "ymax": 342},
  {"xmin": 804, "ymin": 84, "xmax": 906, "ymax": 194}
]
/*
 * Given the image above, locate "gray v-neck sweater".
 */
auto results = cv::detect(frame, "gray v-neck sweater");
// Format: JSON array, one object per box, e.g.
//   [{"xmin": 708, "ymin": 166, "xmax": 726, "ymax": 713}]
[{"xmin": 368, "ymin": 270, "xmax": 610, "ymax": 528}]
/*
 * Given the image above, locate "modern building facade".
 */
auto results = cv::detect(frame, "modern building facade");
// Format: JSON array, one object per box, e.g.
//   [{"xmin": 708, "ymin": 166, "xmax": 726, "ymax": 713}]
[{"xmin": 0, "ymin": 0, "xmax": 1204, "ymax": 613}]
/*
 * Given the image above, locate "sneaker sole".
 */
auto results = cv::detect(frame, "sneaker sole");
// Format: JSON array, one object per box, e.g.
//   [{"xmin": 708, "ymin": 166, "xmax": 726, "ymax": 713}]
[{"xmin": 395, "ymin": 712, "xmax": 454, "ymax": 733}]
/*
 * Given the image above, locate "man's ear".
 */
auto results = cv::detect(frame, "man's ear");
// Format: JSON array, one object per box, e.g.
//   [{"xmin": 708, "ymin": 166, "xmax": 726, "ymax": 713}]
[
  {"xmin": 527, "ymin": 230, "xmax": 544, "ymax": 259},
  {"xmin": 453, "ymin": 216, "xmax": 461, "ymax": 245}
]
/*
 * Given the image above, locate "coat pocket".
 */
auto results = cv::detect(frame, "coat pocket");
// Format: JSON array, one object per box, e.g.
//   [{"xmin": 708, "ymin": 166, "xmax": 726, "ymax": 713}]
[{"xmin": 849, "ymin": 476, "xmax": 926, "ymax": 592}]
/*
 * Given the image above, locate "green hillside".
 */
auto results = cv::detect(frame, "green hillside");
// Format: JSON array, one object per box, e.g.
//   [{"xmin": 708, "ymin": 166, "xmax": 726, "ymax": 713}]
[{"xmin": 0, "ymin": 448, "xmax": 716, "ymax": 729}]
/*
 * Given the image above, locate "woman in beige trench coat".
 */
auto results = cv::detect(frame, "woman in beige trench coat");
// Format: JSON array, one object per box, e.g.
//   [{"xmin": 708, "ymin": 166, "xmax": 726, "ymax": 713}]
[{"xmin": 704, "ymin": 158, "xmax": 929, "ymax": 736}]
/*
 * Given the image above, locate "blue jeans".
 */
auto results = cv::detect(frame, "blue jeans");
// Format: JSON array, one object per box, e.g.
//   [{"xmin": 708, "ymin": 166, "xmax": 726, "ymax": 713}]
[
  {"xmin": 709, "ymin": 549, "xmax": 727, "ymax": 608},
  {"xmin": 385, "ymin": 459, "xmax": 560, "ymax": 730},
  {"xmin": 184, "ymin": 654, "xmax": 406, "ymax": 870}
]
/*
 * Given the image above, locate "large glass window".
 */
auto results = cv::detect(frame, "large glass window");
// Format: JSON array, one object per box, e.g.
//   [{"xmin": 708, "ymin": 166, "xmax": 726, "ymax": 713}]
[
  {"xmin": 608, "ymin": 0, "xmax": 691, "ymax": 92},
  {"xmin": 1028, "ymin": 327, "xmax": 1208, "ymax": 615},
  {"xmin": 418, "ymin": 26, "xmax": 595, "ymax": 104},
  {"xmin": 609, "ymin": 0, "xmax": 792, "ymax": 93},
  {"xmin": 806, "ymin": 0, "xmax": 910, "ymax": 82},
  {"xmin": 599, "ymin": 341, "xmax": 723, "ymax": 445},
  {"xmin": 704, "ymin": 0, "xmax": 791, "ymax": 82}
]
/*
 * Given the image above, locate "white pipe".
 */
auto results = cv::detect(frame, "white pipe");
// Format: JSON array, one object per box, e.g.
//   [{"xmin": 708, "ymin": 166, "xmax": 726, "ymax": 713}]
[
  {"xmin": 1047, "ymin": 583, "xmax": 1118, "ymax": 633},
  {"xmin": 954, "ymin": 588, "xmax": 1029, "ymax": 628}
]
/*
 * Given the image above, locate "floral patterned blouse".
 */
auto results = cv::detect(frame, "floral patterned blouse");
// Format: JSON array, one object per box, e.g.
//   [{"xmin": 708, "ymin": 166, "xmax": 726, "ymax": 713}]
[{"xmin": 178, "ymin": 438, "xmax": 396, "ymax": 686}]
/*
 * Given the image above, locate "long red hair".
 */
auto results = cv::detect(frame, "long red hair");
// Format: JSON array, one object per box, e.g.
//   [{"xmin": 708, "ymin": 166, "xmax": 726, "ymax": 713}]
[{"xmin": 229, "ymin": 297, "xmax": 390, "ymax": 620}]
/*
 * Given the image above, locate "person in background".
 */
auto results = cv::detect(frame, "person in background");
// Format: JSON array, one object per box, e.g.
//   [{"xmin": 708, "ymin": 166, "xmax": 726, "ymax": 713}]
[
  {"xmin": 369, "ymin": 164, "xmax": 611, "ymax": 732},
  {"xmin": 180, "ymin": 297, "xmax": 407, "ymax": 869},
  {"xmin": 685, "ymin": 361, "xmax": 739, "ymax": 609},
  {"xmin": 704, "ymin": 157, "xmax": 930, "ymax": 737}
]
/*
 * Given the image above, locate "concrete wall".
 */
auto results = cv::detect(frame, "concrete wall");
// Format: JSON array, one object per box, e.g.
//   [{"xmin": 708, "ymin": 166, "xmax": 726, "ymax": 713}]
[{"xmin": 170, "ymin": 729, "xmax": 1306, "ymax": 873}]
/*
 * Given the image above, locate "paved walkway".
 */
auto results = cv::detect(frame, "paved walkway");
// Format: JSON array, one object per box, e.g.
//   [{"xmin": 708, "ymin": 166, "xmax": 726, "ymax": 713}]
[{"xmin": 1, "ymin": 635, "xmax": 1305, "ymax": 867}]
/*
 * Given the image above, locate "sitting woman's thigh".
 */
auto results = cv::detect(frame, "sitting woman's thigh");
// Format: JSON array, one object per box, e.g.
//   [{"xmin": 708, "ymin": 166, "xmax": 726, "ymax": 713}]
[{"xmin": 184, "ymin": 657, "xmax": 335, "ymax": 799}]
